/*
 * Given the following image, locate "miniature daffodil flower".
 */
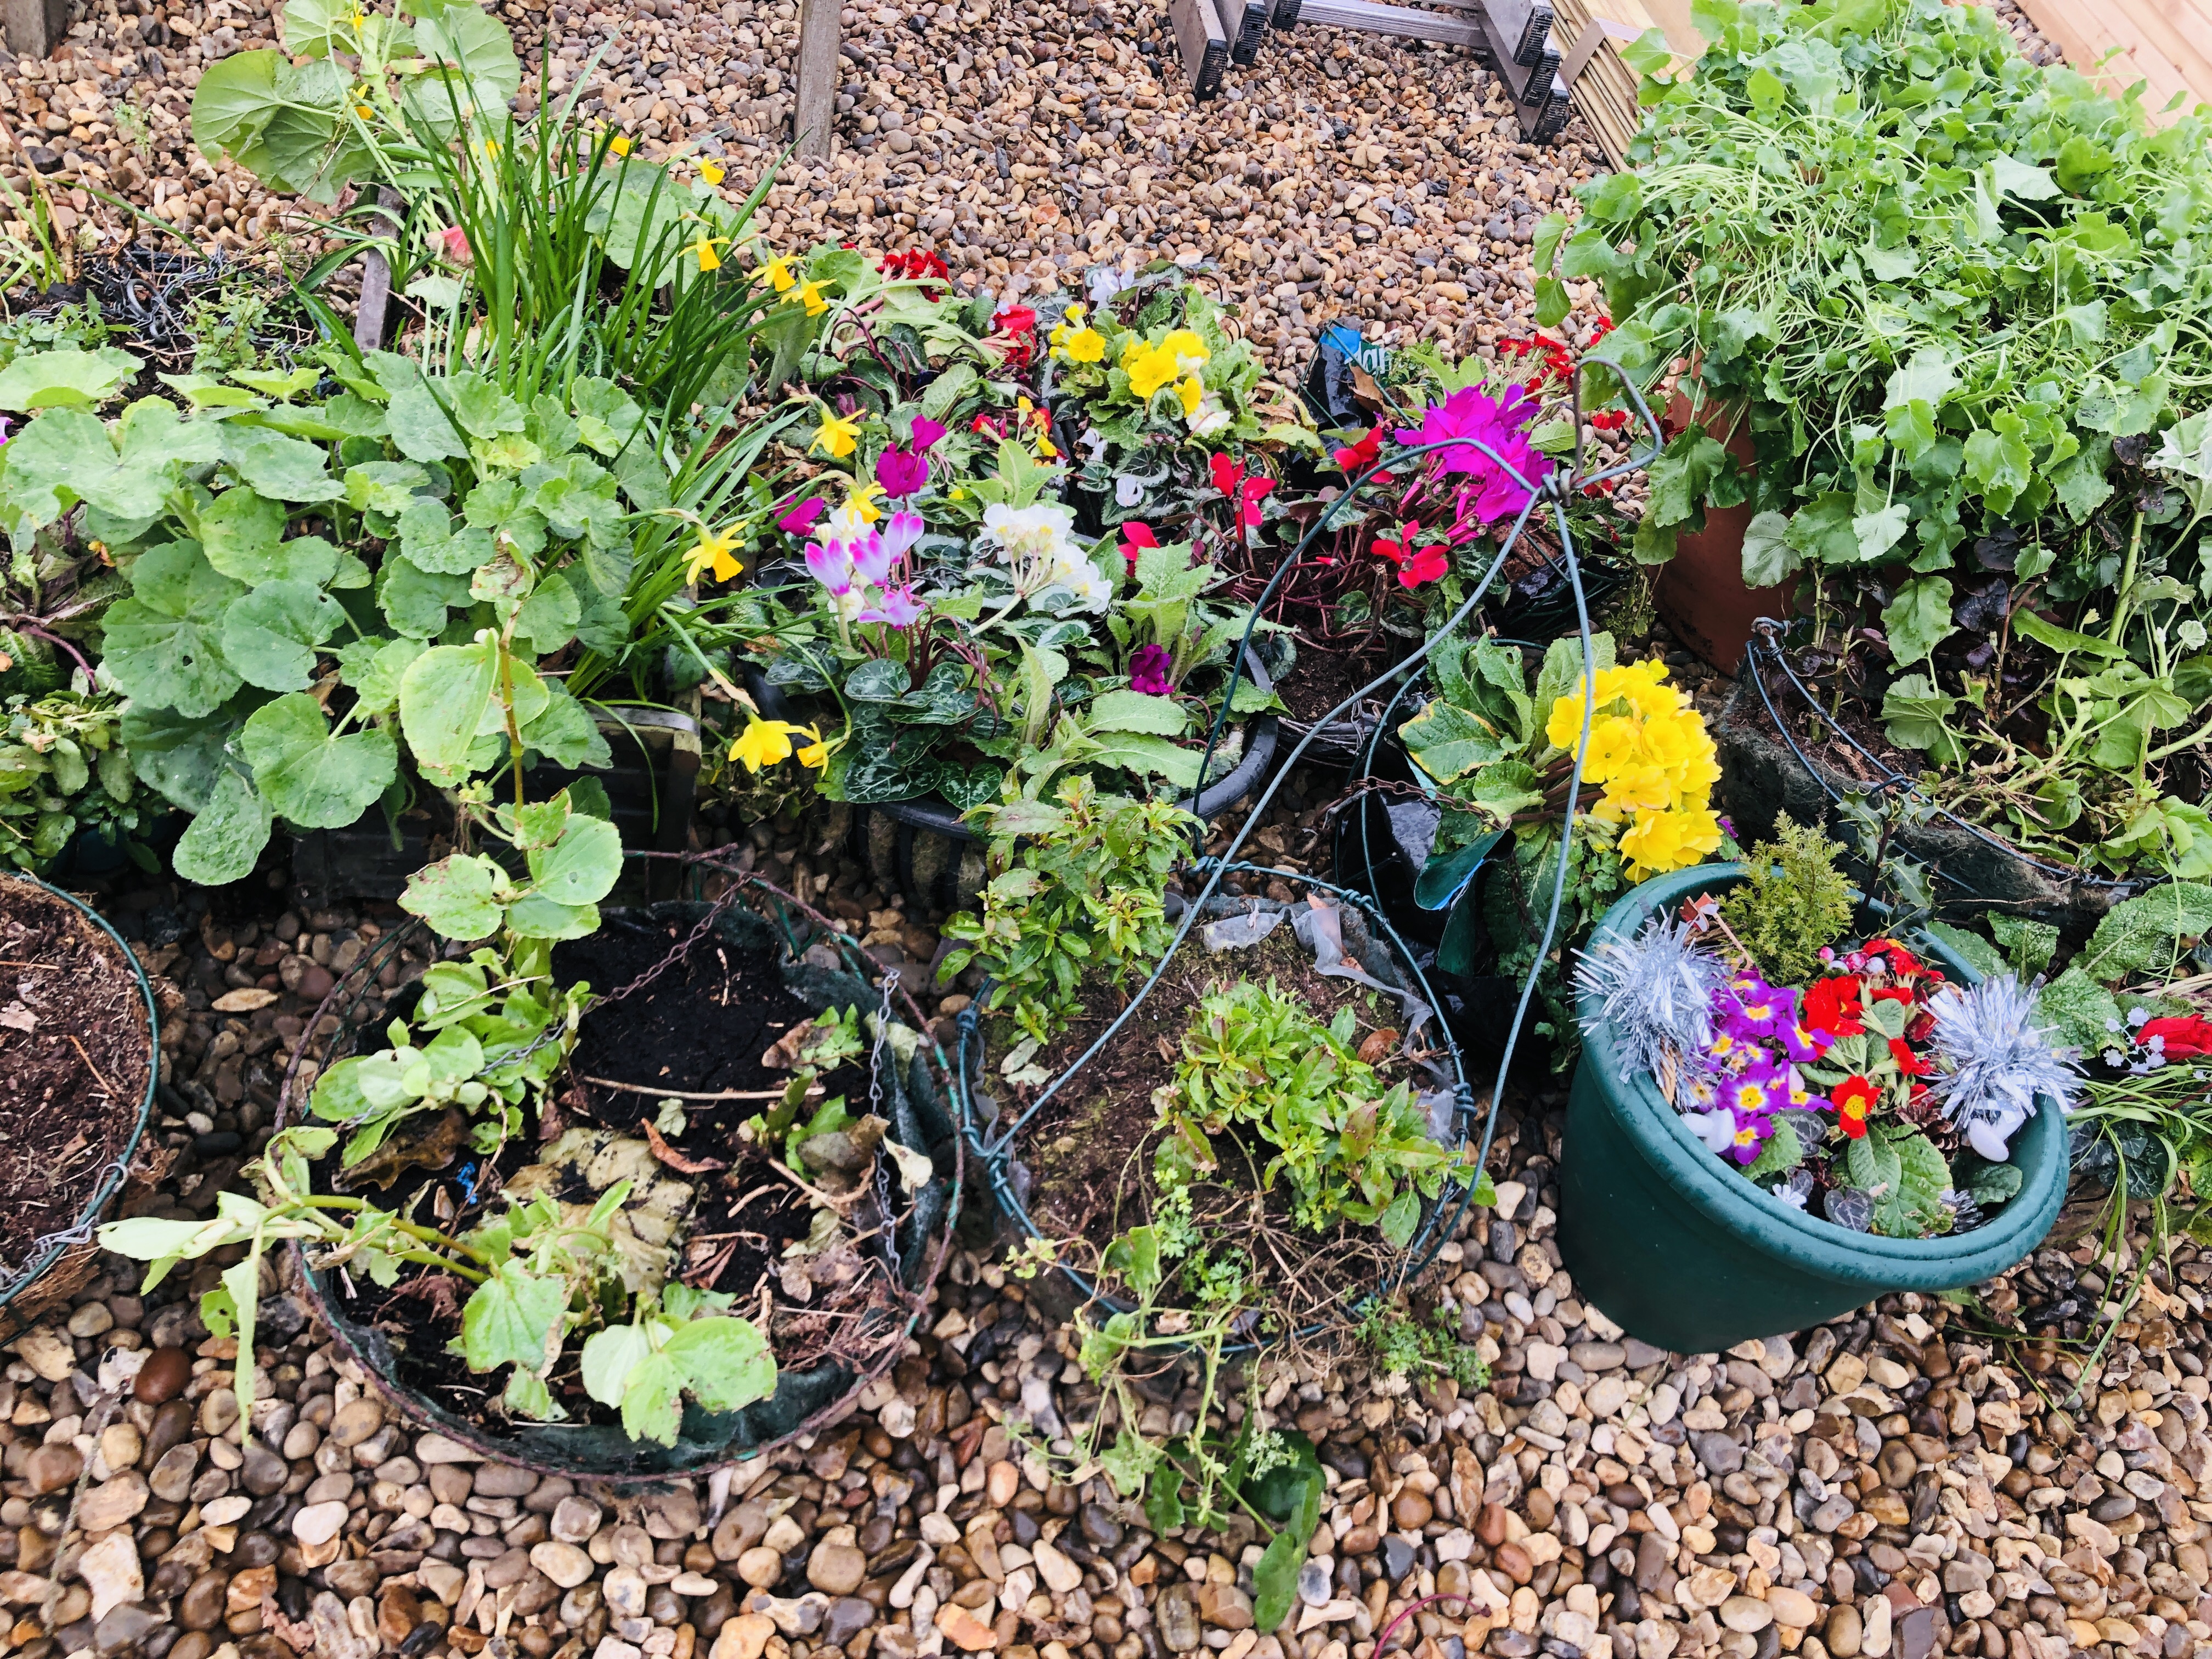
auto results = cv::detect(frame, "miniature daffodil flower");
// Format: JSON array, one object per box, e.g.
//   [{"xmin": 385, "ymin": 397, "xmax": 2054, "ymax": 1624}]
[
  {"xmin": 732, "ymin": 718, "xmax": 819, "ymax": 772},
  {"xmin": 608, "ymin": 132, "xmax": 630, "ymax": 156},
  {"xmin": 699, "ymin": 157, "xmax": 725, "ymax": 185},
  {"xmin": 761, "ymin": 254, "xmax": 795, "ymax": 292},
  {"xmin": 795, "ymin": 733, "xmax": 831, "ymax": 769},
  {"xmin": 796, "ymin": 279, "xmax": 829, "ymax": 316},
  {"xmin": 811, "ymin": 410, "xmax": 862, "ymax": 459},
  {"xmin": 847, "ymin": 481, "xmax": 884, "ymax": 524},
  {"xmin": 683, "ymin": 526, "xmax": 744, "ymax": 584},
  {"xmin": 688, "ymin": 233, "xmax": 727, "ymax": 273},
  {"xmin": 348, "ymin": 5, "xmax": 366, "ymax": 27}
]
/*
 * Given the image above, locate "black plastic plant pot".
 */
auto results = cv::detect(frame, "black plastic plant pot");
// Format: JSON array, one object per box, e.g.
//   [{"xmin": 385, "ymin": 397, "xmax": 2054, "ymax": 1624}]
[
  {"xmin": 1330, "ymin": 665, "xmax": 1545, "ymax": 1069},
  {"xmin": 0, "ymin": 873, "xmax": 161, "ymax": 1324},
  {"xmin": 764, "ymin": 646, "xmax": 1282, "ymax": 912},
  {"xmin": 1716, "ymin": 661, "xmax": 2144, "ymax": 942},
  {"xmin": 289, "ymin": 707, "xmax": 703, "ymax": 911},
  {"xmin": 1559, "ymin": 864, "xmax": 2068, "ymax": 1355},
  {"xmin": 278, "ymin": 900, "xmax": 960, "ymax": 1483},
  {"xmin": 952, "ymin": 865, "xmax": 1482, "ymax": 1336}
]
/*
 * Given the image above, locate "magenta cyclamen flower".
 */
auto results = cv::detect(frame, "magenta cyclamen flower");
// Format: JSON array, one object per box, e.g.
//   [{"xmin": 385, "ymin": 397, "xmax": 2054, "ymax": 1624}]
[
  {"xmin": 805, "ymin": 535, "xmax": 857, "ymax": 595},
  {"xmin": 859, "ymin": 585, "xmax": 927, "ymax": 627},
  {"xmin": 1130, "ymin": 645, "xmax": 1173, "ymax": 697},
  {"xmin": 780, "ymin": 496, "xmax": 827, "ymax": 535},
  {"xmin": 876, "ymin": 447, "xmax": 930, "ymax": 498},
  {"xmin": 910, "ymin": 415, "xmax": 946, "ymax": 452},
  {"xmin": 1393, "ymin": 385, "xmax": 1552, "ymax": 523}
]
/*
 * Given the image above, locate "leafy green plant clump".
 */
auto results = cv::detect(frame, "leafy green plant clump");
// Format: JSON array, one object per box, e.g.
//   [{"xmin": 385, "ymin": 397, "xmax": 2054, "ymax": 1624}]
[
  {"xmin": 1155, "ymin": 979, "xmax": 1475, "ymax": 1246},
  {"xmin": 939, "ymin": 776, "xmax": 1195, "ymax": 1049},
  {"xmin": 1718, "ymin": 813, "xmax": 1855, "ymax": 985},
  {"xmin": 1573, "ymin": 0, "xmax": 2212, "ymax": 608}
]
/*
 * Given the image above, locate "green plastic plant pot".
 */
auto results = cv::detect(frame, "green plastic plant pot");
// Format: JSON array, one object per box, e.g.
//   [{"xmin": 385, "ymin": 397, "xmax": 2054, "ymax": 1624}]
[{"xmin": 1558, "ymin": 864, "xmax": 2068, "ymax": 1355}]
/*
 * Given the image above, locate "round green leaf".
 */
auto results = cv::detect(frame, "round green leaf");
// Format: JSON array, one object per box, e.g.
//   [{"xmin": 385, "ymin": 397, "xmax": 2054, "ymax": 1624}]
[
  {"xmin": 240, "ymin": 692, "xmax": 399, "ymax": 828},
  {"xmin": 223, "ymin": 579, "xmax": 346, "ymax": 692},
  {"xmin": 525, "ymin": 814, "xmax": 622, "ymax": 907},
  {"xmin": 172, "ymin": 769, "xmax": 274, "ymax": 885}
]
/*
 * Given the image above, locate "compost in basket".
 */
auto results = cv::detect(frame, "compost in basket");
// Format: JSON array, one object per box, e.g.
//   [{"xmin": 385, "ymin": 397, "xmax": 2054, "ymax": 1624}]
[{"xmin": 0, "ymin": 874, "xmax": 159, "ymax": 1313}]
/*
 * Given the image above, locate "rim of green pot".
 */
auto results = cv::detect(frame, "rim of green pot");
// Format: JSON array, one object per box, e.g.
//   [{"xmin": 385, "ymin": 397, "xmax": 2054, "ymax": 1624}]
[{"xmin": 1576, "ymin": 862, "xmax": 2068, "ymax": 1292}]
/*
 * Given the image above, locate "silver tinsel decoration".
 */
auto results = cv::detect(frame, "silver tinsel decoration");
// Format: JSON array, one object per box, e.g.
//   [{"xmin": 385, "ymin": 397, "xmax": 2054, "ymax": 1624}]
[
  {"xmin": 1925, "ymin": 975, "xmax": 2081, "ymax": 1164},
  {"xmin": 1576, "ymin": 912, "xmax": 1728, "ymax": 1085}
]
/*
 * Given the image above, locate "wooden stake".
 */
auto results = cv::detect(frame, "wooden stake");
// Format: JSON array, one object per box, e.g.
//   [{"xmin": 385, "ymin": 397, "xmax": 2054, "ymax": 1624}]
[{"xmin": 794, "ymin": 0, "xmax": 841, "ymax": 162}]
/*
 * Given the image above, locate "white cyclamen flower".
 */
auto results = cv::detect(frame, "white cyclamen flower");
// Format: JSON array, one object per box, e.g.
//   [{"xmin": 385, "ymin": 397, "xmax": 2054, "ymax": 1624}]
[{"xmin": 979, "ymin": 501, "xmax": 1080, "ymax": 570}]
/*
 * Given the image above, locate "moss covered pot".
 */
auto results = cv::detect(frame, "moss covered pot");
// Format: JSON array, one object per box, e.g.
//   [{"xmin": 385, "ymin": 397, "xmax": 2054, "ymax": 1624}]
[{"xmin": 1558, "ymin": 864, "xmax": 2067, "ymax": 1354}]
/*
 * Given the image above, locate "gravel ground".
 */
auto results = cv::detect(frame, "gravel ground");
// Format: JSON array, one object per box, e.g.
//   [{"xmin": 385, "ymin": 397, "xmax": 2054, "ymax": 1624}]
[{"xmin": 3, "ymin": 768, "xmax": 2209, "ymax": 1659}]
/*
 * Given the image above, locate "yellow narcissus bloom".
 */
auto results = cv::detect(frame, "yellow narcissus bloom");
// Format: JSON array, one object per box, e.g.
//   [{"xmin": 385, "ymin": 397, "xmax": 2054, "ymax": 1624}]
[
  {"xmin": 847, "ymin": 481, "xmax": 885, "ymax": 524},
  {"xmin": 762, "ymin": 255, "xmax": 796, "ymax": 292},
  {"xmin": 699, "ymin": 157, "xmax": 725, "ymax": 185},
  {"xmin": 795, "ymin": 732, "xmax": 831, "ymax": 769},
  {"xmin": 812, "ymin": 410, "xmax": 861, "ymax": 458},
  {"xmin": 687, "ymin": 233, "xmax": 726, "ymax": 273},
  {"xmin": 608, "ymin": 133, "xmax": 630, "ymax": 156},
  {"xmin": 683, "ymin": 527, "xmax": 744, "ymax": 584},
  {"xmin": 797, "ymin": 280, "xmax": 830, "ymax": 316},
  {"xmin": 732, "ymin": 718, "xmax": 820, "ymax": 772}
]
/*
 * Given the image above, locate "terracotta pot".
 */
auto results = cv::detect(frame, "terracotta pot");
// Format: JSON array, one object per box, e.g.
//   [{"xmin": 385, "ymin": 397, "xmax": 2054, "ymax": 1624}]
[{"xmin": 1651, "ymin": 395, "xmax": 1795, "ymax": 673}]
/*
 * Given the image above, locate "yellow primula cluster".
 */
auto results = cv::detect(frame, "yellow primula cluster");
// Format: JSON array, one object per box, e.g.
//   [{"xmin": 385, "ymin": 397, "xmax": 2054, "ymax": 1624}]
[
  {"xmin": 1048, "ymin": 303, "xmax": 1105, "ymax": 364},
  {"xmin": 1124, "ymin": 328, "xmax": 1209, "ymax": 407},
  {"xmin": 1542, "ymin": 659, "xmax": 1723, "ymax": 881}
]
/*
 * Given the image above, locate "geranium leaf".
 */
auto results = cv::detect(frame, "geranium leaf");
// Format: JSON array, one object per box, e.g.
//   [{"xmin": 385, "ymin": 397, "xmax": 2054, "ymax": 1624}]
[{"xmin": 241, "ymin": 692, "xmax": 399, "ymax": 828}]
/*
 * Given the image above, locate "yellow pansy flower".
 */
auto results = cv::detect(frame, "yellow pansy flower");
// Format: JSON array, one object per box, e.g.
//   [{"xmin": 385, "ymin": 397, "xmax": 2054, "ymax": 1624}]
[
  {"xmin": 699, "ymin": 157, "xmax": 725, "ymax": 185},
  {"xmin": 732, "ymin": 718, "xmax": 820, "ymax": 772},
  {"xmin": 797, "ymin": 280, "xmax": 829, "ymax": 316},
  {"xmin": 812, "ymin": 410, "xmax": 861, "ymax": 459},
  {"xmin": 683, "ymin": 527, "xmax": 744, "ymax": 584}
]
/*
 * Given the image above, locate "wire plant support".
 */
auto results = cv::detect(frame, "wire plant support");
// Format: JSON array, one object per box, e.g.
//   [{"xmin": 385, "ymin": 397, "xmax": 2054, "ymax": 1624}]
[
  {"xmin": 1738, "ymin": 616, "xmax": 2150, "ymax": 901},
  {"xmin": 948, "ymin": 367, "xmax": 1671, "ymax": 1342}
]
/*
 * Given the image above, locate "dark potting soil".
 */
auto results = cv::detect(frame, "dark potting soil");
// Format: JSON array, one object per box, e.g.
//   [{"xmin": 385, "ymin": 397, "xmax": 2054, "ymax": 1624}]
[
  {"xmin": 323, "ymin": 917, "xmax": 896, "ymax": 1433},
  {"xmin": 1278, "ymin": 631, "xmax": 1403, "ymax": 726},
  {"xmin": 1002, "ymin": 916, "xmax": 1412, "ymax": 1327},
  {"xmin": 0, "ymin": 882, "xmax": 150, "ymax": 1273}
]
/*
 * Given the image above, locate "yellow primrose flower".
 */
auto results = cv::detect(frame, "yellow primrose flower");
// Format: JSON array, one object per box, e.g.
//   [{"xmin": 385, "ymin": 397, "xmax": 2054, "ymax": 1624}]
[
  {"xmin": 1175, "ymin": 376, "xmax": 1204, "ymax": 419},
  {"xmin": 812, "ymin": 410, "xmax": 861, "ymax": 459},
  {"xmin": 1160, "ymin": 328, "xmax": 1210, "ymax": 369},
  {"xmin": 1063, "ymin": 303, "xmax": 1086, "ymax": 324},
  {"xmin": 762, "ymin": 254, "xmax": 795, "ymax": 292},
  {"xmin": 687, "ymin": 233, "xmax": 727, "ymax": 273},
  {"xmin": 1126, "ymin": 345, "xmax": 1180, "ymax": 402},
  {"xmin": 357, "ymin": 103, "xmax": 374, "ymax": 117},
  {"xmin": 797, "ymin": 280, "xmax": 829, "ymax": 316},
  {"xmin": 683, "ymin": 527, "xmax": 744, "ymax": 584},
  {"xmin": 1053, "ymin": 326, "xmax": 1105, "ymax": 364},
  {"xmin": 699, "ymin": 157, "xmax": 725, "ymax": 185},
  {"xmin": 732, "ymin": 718, "xmax": 819, "ymax": 772}
]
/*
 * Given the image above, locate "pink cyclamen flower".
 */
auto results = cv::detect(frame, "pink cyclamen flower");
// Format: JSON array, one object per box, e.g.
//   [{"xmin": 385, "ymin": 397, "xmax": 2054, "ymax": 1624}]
[
  {"xmin": 0, "ymin": 417, "xmax": 12, "ymax": 447},
  {"xmin": 910, "ymin": 415, "xmax": 947, "ymax": 453},
  {"xmin": 780, "ymin": 496, "xmax": 827, "ymax": 535},
  {"xmin": 805, "ymin": 537, "xmax": 857, "ymax": 595},
  {"xmin": 859, "ymin": 585, "xmax": 927, "ymax": 627},
  {"xmin": 437, "ymin": 225, "xmax": 472, "ymax": 266},
  {"xmin": 876, "ymin": 446, "xmax": 930, "ymax": 498},
  {"xmin": 878, "ymin": 510, "xmax": 925, "ymax": 565},
  {"xmin": 1130, "ymin": 644, "xmax": 1173, "ymax": 696},
  {"xmin": 847, "ymin": 529, "xmax": 893, "ymax": 591}
]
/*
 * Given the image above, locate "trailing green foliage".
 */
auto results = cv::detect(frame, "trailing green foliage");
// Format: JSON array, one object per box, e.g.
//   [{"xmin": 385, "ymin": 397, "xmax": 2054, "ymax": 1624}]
[
  {"xmin": 938, "ymin": 776, "xmax": 1195, "ymax": 1048},
  {"xmin": 1154, "ymin": 979, "xmax": 1476, "ymax": 1244}
]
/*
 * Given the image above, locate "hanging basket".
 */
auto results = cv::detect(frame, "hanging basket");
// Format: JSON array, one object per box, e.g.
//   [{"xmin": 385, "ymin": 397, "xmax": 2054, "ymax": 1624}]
[
  {"xmin": 952, "ymin": 863, "xmax": 1483, "ymax": 1340},
  {"xmin": 276, "ymin": 889, "xmax": 961, "ymax": 1482}
]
